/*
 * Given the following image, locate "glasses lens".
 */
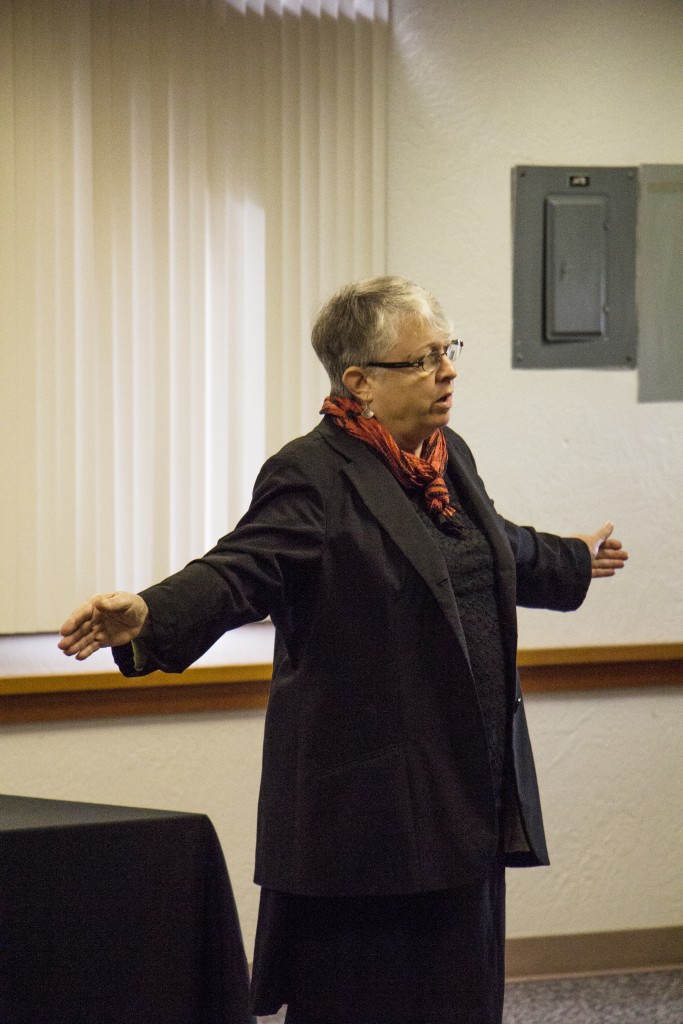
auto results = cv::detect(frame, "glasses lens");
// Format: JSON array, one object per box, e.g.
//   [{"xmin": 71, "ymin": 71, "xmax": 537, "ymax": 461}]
[
  {"xmin": 419, "ymin": 341, "xmax": 462, "ymax": 373},
  {"xmin": 421, "ymin": 351, "xmax": 440, "ymax": 372}
]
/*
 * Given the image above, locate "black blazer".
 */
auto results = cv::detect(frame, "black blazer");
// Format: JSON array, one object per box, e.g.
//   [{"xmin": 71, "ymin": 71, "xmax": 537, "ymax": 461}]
[{"xmin": 114, "ymin": 420, "xmax": 591, "ymax": 896}]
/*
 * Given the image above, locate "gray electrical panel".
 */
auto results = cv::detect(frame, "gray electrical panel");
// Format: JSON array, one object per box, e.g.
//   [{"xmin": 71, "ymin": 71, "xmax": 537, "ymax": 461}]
[
  {"xmin": 637, "ymin": 165, "xmax": 683, "ymax": 402},
  {"xmin": 512, "ymin": 166, "xmax": 638, "ymax": 369}
]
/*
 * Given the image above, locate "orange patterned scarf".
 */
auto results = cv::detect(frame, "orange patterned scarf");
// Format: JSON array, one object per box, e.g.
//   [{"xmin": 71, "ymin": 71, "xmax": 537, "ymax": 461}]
[{"xmin": 321, "ymin": 395, "xmax": 456, "ymax": 523}]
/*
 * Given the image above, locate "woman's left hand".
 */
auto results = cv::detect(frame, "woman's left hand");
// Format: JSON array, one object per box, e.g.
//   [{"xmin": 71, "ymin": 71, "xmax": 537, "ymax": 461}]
[{"xmin": 573, "ymin": 521, "xmax": 629, "ymax": 578}]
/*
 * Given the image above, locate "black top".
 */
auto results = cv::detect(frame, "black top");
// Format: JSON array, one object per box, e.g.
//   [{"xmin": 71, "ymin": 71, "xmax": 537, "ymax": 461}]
[{"xmin": 408, "ymin": 476, "xmax": 509, "ymax": 818}]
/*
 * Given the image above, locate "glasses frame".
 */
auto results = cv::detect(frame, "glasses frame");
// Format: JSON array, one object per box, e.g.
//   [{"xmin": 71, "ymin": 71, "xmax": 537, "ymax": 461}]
[{"xmin": 366, "ymin": 339, "xmax": 463, "ymax": 374}]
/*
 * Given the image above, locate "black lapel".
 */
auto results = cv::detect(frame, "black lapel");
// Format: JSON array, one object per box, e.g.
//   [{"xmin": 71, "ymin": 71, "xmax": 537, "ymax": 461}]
[{"xmin": 317, "ymin": 419, "xmax": 471, "ymax": 656}]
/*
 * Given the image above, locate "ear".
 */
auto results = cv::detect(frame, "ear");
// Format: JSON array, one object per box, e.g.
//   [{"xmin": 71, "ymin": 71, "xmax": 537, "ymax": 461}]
[{"xmin": 342, "ymin": 365, "xmax": 373, "ymax": 404}]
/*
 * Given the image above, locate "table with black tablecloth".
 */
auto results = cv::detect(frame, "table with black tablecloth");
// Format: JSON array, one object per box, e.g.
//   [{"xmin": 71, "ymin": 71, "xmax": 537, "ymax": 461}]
[{"xmin": 0, "ymin": 794, "xmax": 251, "ymax": 1024}]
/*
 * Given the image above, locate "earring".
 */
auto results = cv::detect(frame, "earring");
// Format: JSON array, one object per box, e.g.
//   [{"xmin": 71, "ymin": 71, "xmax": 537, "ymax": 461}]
[{"xmin": 361, "ymin": 403, "xmax": 374, "ymax": 419}]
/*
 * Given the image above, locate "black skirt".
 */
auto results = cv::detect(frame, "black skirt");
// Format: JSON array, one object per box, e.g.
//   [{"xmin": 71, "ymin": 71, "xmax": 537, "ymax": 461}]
[{"xmin": 250, "ymin": 852, "xmax": 506, "ymax": 1024}]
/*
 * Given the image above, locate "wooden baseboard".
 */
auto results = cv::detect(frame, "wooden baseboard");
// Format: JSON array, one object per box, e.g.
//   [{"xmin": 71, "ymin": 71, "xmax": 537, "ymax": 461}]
[{"xmin": 505, "ymin": 926, "xmax": 683, "ymax": 980}]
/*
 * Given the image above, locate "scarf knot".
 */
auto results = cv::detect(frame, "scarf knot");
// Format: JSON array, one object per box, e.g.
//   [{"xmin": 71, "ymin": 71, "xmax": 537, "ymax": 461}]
[{"xmin": 320, "ymin": 395, "xmax": 456, "ymax": 523}]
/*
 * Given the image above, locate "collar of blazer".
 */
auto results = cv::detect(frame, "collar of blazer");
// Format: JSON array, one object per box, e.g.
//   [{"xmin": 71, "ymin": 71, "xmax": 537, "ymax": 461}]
[{"xmin": 316, "ymin": 418, "xmax": 518, "ymax": 664}]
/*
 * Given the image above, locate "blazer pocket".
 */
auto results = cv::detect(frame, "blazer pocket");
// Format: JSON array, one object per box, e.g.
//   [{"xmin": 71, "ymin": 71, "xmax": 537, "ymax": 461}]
[
  {"xmin": 298, "ymin": 744, "xmax": 420, "ymax": 894},
  {"xmin": 313, "ymin": 741, "xmax": 404, "ymax": 781}
]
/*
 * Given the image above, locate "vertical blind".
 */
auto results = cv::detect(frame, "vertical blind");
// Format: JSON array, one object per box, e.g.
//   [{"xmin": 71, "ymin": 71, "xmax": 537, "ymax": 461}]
[{"xmin": 0, "ymin": 0, "xmax": 388, "ymax": 632}]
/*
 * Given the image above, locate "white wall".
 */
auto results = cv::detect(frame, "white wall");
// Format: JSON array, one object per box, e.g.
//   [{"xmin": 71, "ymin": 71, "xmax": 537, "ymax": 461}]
[
  {"xmin": 1, "ymin": 0, "xmax": 681, "ymax": 958},
  {"xmin": 387, "ymin": 0, "xmax": 683, "ymax": 938},
  {"xmin": 0, "ymin": 708, "xmax": 266, "ymax": 953},
  {"xmin": 516, "ymin": 687, "xmax": 682, "ymax": 936}
]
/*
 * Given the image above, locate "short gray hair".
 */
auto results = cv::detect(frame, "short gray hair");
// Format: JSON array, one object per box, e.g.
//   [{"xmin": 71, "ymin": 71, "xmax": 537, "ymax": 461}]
[{"xmin": 312, "ymin": 276, "xmax": 452, "ymax": 399}]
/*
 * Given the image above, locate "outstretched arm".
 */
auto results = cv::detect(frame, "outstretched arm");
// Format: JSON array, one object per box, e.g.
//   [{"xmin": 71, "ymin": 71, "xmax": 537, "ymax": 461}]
[
  {"xmin": 58, "ymin": 445, "xmax": 327, "ymax": 672},
  {"xmin": 58, "ymin": 592, "xmax": 149, "ymax": 661},
  {"xmin": 572, "ymin": 521, "xmax": 629, "ymax": 578}
]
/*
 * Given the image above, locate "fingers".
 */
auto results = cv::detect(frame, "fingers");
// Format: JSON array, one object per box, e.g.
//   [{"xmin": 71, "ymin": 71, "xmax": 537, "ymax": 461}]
[
  {"xmin": 58, "ymin": 621, "xmax": 101, "ymax": 658},
  {"xmin": 58, "ymin": 594, "xmax": 112, "ymax": 658},
  {"xmin": 596, "ymin": 539, "xmax": 628, "ymax": 565},
  {"xmin": 596, "ymin": 521, "xmax": 614, "ymax": 544},
  {"xmin": 73, "ymin": 637, "xmax": 103, "ymax": 661},
  {"xmin": 59, "ymin": 624, "xmax": 110, "ymax": 659},
  {"xmin": 58, "ymin": 600, "xmax": 96, "ymax": 640},
  {"xmin": 591, "ymin": 538, "xmax": 629, "ymax": 578},
  {"xmin": 582, "ymin": 521, "xmax": 628, "ymax": 579},
  {"xmin": 572, "ymin": 522, "xmax": 618, "ymax": 559},
  {"xmin": 58, "ymin": 592, "xmax": 148, "ymax": 659},
  {"xmin": 58, "ymin": 609, "xmax": 96, "ymax": 657},
  {"xmin": 593, "ymin": 549, "xmax": 627, "ymax": 562},
  {"xmin": 94, "ymin": 592, "xmax": 128, "ymax": 609},
  {"xmin": 602, "ymin": 552, "xmax": 628, "ymax": 566}
]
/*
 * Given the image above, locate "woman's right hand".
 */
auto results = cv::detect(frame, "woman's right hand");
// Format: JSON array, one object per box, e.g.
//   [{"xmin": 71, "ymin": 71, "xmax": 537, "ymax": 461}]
[{"xmin": 58, "ymin": 592, "xmax": 149, "ymax": 661}]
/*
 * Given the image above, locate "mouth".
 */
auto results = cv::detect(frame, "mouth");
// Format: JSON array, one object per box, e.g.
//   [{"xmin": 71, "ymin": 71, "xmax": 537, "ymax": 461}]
[{"xmin": 434, "ymin": 392, "xmax": 453, "ymax": 408}]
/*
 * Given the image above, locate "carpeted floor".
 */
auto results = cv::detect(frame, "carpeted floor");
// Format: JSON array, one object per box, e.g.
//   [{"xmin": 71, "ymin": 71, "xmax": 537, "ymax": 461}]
[
  {"xmin": 257, "ymin": 967, "xmax": 683, "ymax": 1023},
  {"xmin": 503, "ymin": 968, "xmax": 683, "ymax": 1023}
]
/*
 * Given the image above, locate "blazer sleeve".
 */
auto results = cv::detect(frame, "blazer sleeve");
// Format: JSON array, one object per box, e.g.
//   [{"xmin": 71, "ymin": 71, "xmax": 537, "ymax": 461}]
[
  {"xmin": 113, "ymin": 450, "xmax": 326, "ymax": 676},
  {"xmin": 503, "ymin": 520, "xmax": 592, "ymax": 611}
]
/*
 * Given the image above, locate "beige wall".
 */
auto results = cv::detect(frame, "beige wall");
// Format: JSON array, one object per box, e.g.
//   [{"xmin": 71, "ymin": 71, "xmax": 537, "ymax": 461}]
[
  {"xmin": 1, "ymin": 0, "xmax": 682, "ymax": 957},
  {"xmin": 386, "ymin": 0, "xmax": 683, "ymax": 938},
  {"xmin": 0, "ymin": 708, "xmax": 267, "ymax": 953}
]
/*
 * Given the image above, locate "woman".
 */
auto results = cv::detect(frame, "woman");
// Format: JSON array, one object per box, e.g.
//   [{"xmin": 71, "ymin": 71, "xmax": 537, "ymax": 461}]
[{"xmin": 60, "ymin": 277, "xmax": 627, "ymax": 1024}]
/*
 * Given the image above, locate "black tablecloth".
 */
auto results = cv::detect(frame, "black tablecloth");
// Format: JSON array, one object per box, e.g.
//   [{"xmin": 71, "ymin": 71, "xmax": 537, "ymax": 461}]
[{"xmin": 0, "ymin": 794, "xmax": 251, "ymax": 1024}]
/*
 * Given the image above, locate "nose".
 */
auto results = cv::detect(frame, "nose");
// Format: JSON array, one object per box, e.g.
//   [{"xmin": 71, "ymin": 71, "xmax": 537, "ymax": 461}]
[{"xmin": 437, "ymin": 352, "xmax": 457, "ymax": 380}]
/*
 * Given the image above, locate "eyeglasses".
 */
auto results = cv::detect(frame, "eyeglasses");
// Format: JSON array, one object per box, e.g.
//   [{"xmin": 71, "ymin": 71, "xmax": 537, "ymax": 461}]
[{"xmin": 366, "ymin": 339, "xmax": 463, "ymax": 375}]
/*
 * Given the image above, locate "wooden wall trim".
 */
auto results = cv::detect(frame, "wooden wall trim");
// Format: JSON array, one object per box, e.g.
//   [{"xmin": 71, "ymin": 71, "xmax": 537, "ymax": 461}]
[
  {"xmin": 505, "ymin": 925, "xmax": 683, "ymax": 980},
  {"xmin": 518, "ymin": 642, "xmax": 683, "ymax": 693},
  {"xmin": 0, "ymin": 679, "xmax": 271, "ymax": 724},
  {"xmin": 1, "ymin": 637, "xmax": 681, "ymax": 723}
]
